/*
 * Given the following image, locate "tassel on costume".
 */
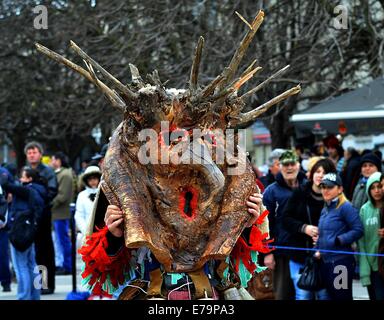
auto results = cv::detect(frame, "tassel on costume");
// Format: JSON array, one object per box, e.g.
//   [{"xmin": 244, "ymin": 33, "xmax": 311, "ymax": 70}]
[
  {"xmin": 78, "ymin": 226, "xmax": 131, "ymax": 297},
  {"xmin": 231, "ymin": 210, "xmax": 274, "ymax": 274}
]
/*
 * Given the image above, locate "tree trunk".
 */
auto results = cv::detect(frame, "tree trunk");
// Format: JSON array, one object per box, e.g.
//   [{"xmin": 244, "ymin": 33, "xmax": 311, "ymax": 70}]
[
  {"xmin": 268, "ymin": 112, "xmax": 288, "ymax": 149},
  {"xmin": 9, "ymin": 130, "xmax": 27, "ymax": 171}
]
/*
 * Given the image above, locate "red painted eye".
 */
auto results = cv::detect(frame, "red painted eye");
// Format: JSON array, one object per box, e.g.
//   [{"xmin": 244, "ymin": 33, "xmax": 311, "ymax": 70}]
[{"xmin": 178, "ymin": 187, "xmax": 198, "ymax": 221}]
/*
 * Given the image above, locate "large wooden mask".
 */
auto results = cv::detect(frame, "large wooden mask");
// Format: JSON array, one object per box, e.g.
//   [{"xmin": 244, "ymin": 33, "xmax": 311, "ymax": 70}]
[{"xmin": 36, "ymin": 10, "xmax": 300, "ymax": 272}]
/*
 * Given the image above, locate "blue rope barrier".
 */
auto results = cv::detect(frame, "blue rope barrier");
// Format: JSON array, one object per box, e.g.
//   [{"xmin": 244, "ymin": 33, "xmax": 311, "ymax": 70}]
[{"xmin": 269, "ymin": 245, "xmax": 384, "ymax": 257}]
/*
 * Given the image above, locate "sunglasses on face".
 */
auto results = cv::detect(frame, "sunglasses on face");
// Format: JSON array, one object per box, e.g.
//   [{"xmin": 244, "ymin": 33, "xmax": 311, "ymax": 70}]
[{"xmin": 282, "ymin": 162, "xmax": 296, "ymax": 167}]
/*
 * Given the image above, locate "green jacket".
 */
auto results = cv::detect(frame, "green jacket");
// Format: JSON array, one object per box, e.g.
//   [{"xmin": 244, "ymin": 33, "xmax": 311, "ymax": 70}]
[
  {"xmin": 358, "ymin": 172, "xmax": 382, "ymax": 286},
  {"xmin": 52, "ymin": 167, "xmax": 74, "ymax": 220}
]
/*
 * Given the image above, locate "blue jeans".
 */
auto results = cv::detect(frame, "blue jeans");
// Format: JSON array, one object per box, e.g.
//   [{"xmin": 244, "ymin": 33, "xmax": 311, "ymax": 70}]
[
  {"xmin": 289, "ymin": 259, "xmax": 329, "ymax": 300},
  {"xmin": 10, "ymin": 244, "xmax": 40, "ymax": 300},
  {"xmin": 52, "ymin": 230, "xmax": 63, "ymax": 267},
  {"xmin": 0, "ymin": 230, "xmax": 11, "ymax": 287},
  {"xmin": 53, "ymin": 219, "xmax": 72, "ymax": 272}
]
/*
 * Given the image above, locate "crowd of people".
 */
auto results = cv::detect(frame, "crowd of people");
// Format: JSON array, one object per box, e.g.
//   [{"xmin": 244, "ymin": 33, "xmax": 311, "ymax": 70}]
[
  {"xmin": 0, "ymin": 141, "xmax": 105, "ymax": 300},
  {"xmin": 254, "ymin": 135, "xmax": 384, "ymax": 300},
  {"xmin": 0, "ymin": 134, "xmax": 383, "ymax": 300}
]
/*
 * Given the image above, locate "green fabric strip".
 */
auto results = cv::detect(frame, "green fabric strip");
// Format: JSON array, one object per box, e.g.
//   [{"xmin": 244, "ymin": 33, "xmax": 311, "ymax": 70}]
[
  {"xmin": 170, "ymin": 273, "xmax": 185, "ymax": 285},
  {"xmin": 237, "ymin": 251, "xmax": 266, "ymax": 288}
]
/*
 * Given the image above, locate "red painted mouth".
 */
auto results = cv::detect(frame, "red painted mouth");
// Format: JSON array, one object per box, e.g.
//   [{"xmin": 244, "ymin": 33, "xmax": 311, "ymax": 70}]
[{"xmin": 179, "ymin": 186, "xmax": 199, "ymax": 221}]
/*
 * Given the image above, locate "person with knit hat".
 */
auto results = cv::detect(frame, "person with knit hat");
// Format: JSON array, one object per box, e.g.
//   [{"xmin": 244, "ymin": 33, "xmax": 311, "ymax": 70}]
[
  {"xmin": 352, "ymin": 152, "xmax": 382, "ymax": 211},
  {"xmin": 74, "ymin": 166, "xmax": 102, "ymax": 245}
]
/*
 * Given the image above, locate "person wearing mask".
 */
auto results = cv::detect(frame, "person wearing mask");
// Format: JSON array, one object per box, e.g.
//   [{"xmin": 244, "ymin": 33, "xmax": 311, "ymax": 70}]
[
  {"xmin": 260, "ymin": 148, "xmax": 286, "ymax": 189},
  {"xmin": 2, "ymin": 167, "xmax": 47, "ymax": 300},
  {"xmin": 283, "ymin": 158, "xmax": 336, "ymax": 300},
  {"xmin": 75, "ymin": 166, "xmax": 101, "ymax": 244},
  {"xmin": 263, "ymin": 150, "xmax": 307, "ymax": 300},
  {"xmin": 24, "ymin": 141, "xmax": 58, "ymax": 294},
  {"xmin": 314, "ymin": 173, "xmax": 363, "ymax": 300},
  {"xmin": 78, "ymin": 191, "xmax": 264, "ymax": 299},
  {"xmin": 359, "ymin": 172, "xmax": 384, "ymax": 300},
  {"xmin": 352, "ymin": 153, "xmax": 382, "ymax": 211},
  {"xmin": 50, "ymin": 152, "xmax": 74, "ymax": 275}
]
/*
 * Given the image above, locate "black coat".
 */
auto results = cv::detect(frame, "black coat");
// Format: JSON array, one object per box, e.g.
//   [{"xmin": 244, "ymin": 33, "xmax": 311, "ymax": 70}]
[
  {"xmin": 341, "ymin": 154, "xmax": 361, "ymax": 200},
  {"xmin": 282, "ymin": 181, "xmax": 324, "ymax": 263},
  {"xmin": 35, "ymin": 163, "xmax": 58, "ymax": 205},
  {"xmin": 260, "ymin": 171, "xmax": 275, "ymax": 189}
]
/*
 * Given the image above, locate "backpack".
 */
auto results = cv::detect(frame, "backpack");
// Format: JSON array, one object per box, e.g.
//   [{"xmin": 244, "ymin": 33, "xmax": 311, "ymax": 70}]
[{"xmin": 9, "ymin": 188, "xmax": 40, "ymax": 252}]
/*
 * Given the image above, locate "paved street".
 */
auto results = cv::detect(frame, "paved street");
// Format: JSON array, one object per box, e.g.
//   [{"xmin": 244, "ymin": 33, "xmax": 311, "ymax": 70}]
[
  {"xmin": 352, "ymin": 280, "xmax": 369, "ymax": 300},
  {"xmin": 0, "ymin": 255, "xmax": 89, "ymax": 300}
]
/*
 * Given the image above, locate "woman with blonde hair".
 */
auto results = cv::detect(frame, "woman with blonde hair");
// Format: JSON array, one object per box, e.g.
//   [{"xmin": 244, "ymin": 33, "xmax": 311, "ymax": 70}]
[{"xmin": 314, "ymin": 172, "xmax": 364, "ymax": 300}]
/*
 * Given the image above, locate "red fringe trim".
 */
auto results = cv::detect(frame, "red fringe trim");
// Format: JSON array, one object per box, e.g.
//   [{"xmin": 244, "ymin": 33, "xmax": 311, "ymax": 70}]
[
  {"xmin": 231, "ymin": 210, "xmax": 274, "ymax": 273},
  {"xmin": 78, "ymin": 226, "xmax": 131, "ymax": 297}
]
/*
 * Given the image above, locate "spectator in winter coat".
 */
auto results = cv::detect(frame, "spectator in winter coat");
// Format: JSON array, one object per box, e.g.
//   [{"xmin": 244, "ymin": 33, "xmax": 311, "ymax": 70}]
[
  {"xmin": 263, "ymin": 150, "xmax": 307, "ymax": 300},
  {"xmin": 50, "ymin": 152, "xmax": 74, "ymax": 275},
  {"xmin": 341, "ymin": 147, "xmax": 361, "ymax": 200},
  {"xmin": 24, "ymin": 141, "xmax": 57, "ymax": 294},
  {"xmin": 358, "ymin": 172, "xmax": 384, "ymax": 300},
  {"xmin": 314, "ymin": 173, "xmax": 364, "ymax": 300},
  {"xmin": 352, "ymin": 153, "xmax": 382, "ymax": 211},
  {"xmin": 2, "ymin": 167, "xmax": 47, "ymax": 300},
  {"xmin": 75, "ymin": 166, "xmax": 101, "ymax": 244},
  {"xmin": 283, "ymin": 158, "xmax": 336, "ymax": 300}
]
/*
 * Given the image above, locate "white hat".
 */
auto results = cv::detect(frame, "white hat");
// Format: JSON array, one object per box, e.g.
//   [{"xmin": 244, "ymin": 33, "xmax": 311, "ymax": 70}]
[{"xmin": 82, "ymin": 166, "xmax": 102, "ymax": 186}]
